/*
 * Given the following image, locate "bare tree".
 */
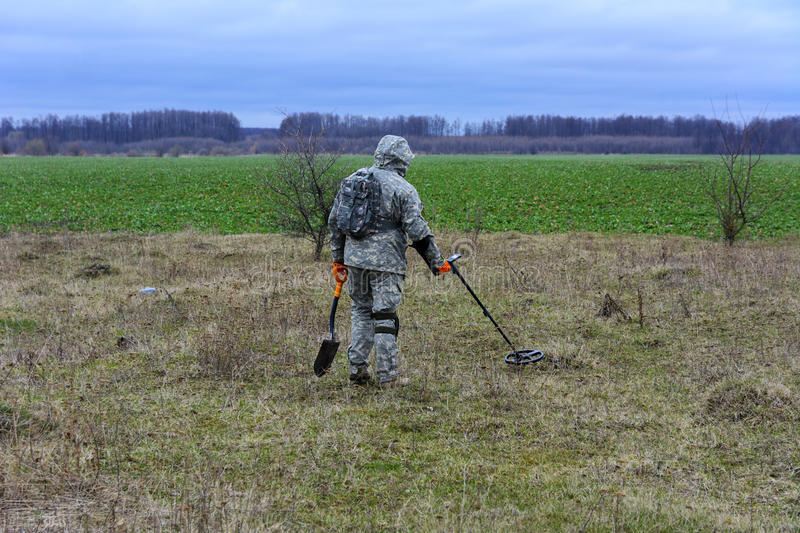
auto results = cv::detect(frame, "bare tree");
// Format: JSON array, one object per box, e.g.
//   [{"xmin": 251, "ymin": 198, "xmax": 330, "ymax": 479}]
[
  {"xmin": 706, "ymin": 104, "xmax": 783, "ymax": 245},
  {"xmin": 265, "ymin": 115, "xmax": 343, "ymax": 260}
]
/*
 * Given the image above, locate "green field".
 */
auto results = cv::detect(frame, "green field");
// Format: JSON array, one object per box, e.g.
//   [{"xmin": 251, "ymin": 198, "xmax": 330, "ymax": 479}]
[
  {"xmin": 1, "ymin": 155, "xmax": 798, "ymax": 239},
  {"xmin": 2, "ymin": 155, "xmax": 800, "ymax": 530}
]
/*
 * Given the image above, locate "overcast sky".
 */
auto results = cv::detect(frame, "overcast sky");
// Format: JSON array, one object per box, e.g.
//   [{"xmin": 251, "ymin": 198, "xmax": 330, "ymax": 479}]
[{"xmin": 2, "ymin": 0, "xmax": 798, "ymax": 127}]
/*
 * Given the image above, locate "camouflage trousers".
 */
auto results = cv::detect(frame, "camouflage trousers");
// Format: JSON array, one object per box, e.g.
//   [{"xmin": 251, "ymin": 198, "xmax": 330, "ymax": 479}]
[{"xmin": 346, "ymin": 266, "xmax": 404, "ymax": 383}]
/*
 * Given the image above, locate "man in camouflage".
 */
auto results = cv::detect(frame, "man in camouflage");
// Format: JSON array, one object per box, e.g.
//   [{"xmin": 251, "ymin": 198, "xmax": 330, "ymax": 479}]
[{"xmin": 329, "ymin": 135, "xmax": 451, "ymax": 388}]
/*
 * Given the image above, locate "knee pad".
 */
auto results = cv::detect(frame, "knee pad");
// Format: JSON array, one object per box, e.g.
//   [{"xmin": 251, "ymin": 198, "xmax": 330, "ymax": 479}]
[{"xmin": 372, "ymin": 311, "xmax": 399, "ymax": 336}]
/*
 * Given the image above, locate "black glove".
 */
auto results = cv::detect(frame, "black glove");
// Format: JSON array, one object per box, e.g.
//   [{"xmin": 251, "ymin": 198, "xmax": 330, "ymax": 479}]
[{"xmin": 410, "ymin": 235, "xmax": 444, "ymax": 275}]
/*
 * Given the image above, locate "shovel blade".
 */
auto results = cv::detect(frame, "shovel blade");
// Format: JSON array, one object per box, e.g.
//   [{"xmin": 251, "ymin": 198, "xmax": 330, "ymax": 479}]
[{"xmin": 314, "ymin": 339, "xmax": 340, "ymax": 376}]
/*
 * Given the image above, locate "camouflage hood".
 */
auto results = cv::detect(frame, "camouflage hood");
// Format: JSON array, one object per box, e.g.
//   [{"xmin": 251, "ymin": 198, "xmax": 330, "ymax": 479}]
[{"xmin": 374, "ymin": 135, "xmax": 414, "ymax": 175}]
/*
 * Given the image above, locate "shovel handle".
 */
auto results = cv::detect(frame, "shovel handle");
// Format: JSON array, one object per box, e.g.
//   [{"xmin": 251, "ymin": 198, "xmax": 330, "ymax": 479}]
[{"xmin": 329, "ymin": 281, "xmax": 343, "ymax": 339}]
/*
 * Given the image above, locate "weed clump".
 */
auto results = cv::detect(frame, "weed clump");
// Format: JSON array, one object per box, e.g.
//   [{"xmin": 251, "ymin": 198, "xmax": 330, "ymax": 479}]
[
  {"xmin": 596, "ymin": 293, "xmax": 630, "ymax": 320},
  {"xmin": 706, "ymin": 379, "xmax": 798, "ymax": 425},
  {"xmin": 196, "ymin": 323, "xmax": 266, "ymax": 380},
  {"xmin": 79, "ymin": 262, "xmax": 116, "ymax": 278},
  {"xmin": 16, "ymin": 251, "xmax": 38, "ymax": 261},
  {"xmin": 0, "ymin": 317, "xmax": 37, "ymax": 332},
  {"xmin": 0, "ymin": 403, "xmax": 37, "ymax": 440},
  {"xmin": 0, "ymin": 403, "xmax": 13, "ymax": 437}
]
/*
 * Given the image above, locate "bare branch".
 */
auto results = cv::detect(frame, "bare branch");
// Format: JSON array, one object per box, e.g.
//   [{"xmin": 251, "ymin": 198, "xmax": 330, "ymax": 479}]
[
  {"xmin": 705, "ymin": 99, "xmax": 782, "ymax": 245},
  {"xmin": 263, "ymin": 111, "xmax": 345, "ymax": 260}
]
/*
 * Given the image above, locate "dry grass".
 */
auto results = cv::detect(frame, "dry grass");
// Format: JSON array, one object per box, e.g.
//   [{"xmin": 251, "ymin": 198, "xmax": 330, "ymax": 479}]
[{"xmin": 1, "ymin": 230, "xmax": 799, "ymax": 531}]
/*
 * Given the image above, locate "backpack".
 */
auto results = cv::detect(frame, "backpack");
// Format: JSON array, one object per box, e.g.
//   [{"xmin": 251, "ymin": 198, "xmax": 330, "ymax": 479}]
[{"xmin": 335, "ymin": 169, "xmax": 382, "ymax": 239}]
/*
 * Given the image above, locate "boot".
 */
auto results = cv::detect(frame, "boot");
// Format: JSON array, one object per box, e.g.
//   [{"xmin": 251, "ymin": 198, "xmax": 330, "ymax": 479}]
[{"xmin": 349, "ymin": 367, "xmax": 371, "ymax": 385}]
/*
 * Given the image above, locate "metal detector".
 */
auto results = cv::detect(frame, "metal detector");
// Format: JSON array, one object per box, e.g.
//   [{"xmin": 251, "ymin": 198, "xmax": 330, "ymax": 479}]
[{"xmin": 446, "ymin": 254, "xmax": 543, "ymax": 365}]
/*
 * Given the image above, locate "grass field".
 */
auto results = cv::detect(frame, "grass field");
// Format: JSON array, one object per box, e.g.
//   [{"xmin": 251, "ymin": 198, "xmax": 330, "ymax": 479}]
[
  {"xmin": 1, "ymin": 155, "xmax": 799, "ymax": 530},
  {"xmin": 1, "ymin": 155, "xmax": 799, "ymax": 239},
  {"xmin": 1, "ymin": 230, "xmax": 799, "ymax": 530}
]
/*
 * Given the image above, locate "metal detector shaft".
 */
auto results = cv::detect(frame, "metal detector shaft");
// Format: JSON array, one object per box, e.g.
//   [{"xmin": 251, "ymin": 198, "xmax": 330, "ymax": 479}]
[{"xmin": 448, "ymin": 260, "xmax": 518, "ymax": 354}]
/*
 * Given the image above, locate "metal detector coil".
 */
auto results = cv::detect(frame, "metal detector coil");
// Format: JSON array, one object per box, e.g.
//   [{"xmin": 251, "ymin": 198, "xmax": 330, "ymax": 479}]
[
  {"xmin": 445, "ymin": 254, "xmax": 544, "ymax": 365},
  {"xmin": 504, "ymin": 349, "xmax": 544, "ymax": 365}
]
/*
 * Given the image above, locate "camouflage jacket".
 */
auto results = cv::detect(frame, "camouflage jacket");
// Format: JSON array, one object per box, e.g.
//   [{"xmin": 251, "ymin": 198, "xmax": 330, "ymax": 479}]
[{"xmin": 328, "ymin": 165, "xmax": 443, "ymax": 275}]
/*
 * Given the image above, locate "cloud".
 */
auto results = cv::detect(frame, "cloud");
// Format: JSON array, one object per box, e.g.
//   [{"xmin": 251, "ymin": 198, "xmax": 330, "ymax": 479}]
[{"xmin": 1, "ymin": 0, "xmax": 798, "ymax": 125}]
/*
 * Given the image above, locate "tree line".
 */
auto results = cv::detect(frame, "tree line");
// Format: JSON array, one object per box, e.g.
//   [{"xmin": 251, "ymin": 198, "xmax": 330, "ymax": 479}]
[
  {"xmin": 280, "ymin": 112, "xmax": 800, "ymax": 153},
  {"xmin": 0, "ymin": 109, "xmax": 241, "ymax": 144},
  {"xmin": 4, "ymin": 109, "xmax": 800, "ymax": 155},
  {"xmin": 279, "ymin": 113, "xmax": 453, "ymax": 138}
]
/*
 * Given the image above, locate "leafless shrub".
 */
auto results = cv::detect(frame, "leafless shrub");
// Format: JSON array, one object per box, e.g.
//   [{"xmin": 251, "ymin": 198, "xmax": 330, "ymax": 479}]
[
  {"xmin": 264, "ymin": 114, "xmax": 344, "ymax": 261},
  {"xmin": 706, "ymin": 103, "xmax": 786, "ymax": 245}
]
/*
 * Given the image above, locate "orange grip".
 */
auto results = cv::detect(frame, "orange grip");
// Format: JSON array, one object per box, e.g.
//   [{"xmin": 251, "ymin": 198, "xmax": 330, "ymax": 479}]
[
  {"xmin": 334, "ymin": 281, "xmax": 343, "ymax": 298},
  {"xmin": 333, "ymin": 262, "xmax": 348, "ymax": 283}
]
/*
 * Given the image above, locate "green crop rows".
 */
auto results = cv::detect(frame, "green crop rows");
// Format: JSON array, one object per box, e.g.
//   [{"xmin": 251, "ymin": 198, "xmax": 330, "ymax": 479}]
[{"xmin": 1, "ymin": 155, "xmax": 798, "ymax": 239}]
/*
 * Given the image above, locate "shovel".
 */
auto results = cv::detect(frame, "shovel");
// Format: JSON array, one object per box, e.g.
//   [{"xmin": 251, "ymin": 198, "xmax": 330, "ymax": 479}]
[{"xmin": 314, "ymin": 279, "xmax": 344, "ymax": 376}]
